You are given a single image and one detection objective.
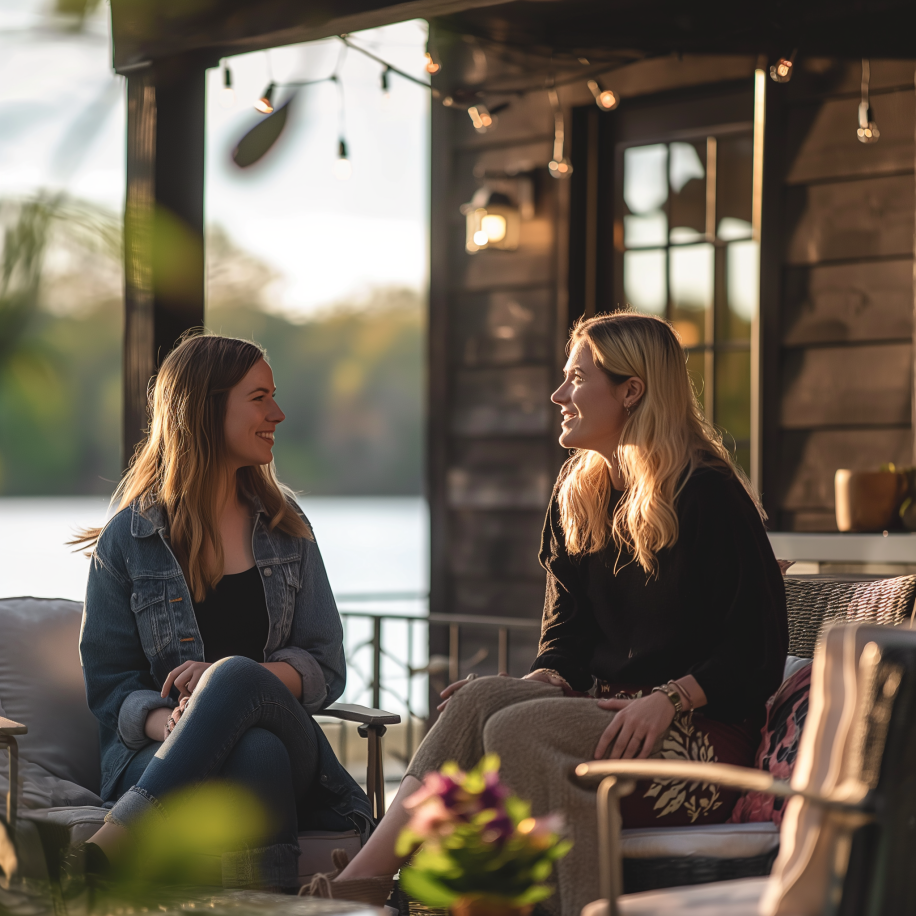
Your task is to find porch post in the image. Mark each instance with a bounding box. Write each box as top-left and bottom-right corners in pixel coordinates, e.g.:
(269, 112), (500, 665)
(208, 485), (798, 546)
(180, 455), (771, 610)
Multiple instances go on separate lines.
(122, 53), (210, 470)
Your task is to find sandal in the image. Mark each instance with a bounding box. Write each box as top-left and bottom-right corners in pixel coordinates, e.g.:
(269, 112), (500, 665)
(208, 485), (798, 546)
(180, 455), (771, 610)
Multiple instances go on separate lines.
(299, 849), (394, 907)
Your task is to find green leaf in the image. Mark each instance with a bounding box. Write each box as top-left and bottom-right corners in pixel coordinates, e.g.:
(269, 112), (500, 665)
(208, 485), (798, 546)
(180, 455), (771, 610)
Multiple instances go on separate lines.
(399, 868), (460, 907)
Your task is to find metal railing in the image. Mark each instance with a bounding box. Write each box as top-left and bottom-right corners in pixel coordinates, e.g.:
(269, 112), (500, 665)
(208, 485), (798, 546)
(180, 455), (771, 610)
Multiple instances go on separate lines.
(332, 593), (540, 765)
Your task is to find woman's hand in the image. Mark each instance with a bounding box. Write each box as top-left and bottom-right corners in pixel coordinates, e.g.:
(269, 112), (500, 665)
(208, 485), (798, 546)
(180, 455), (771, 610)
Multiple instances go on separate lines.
(437, 672), (511, 712)
(161, 661), (212, 699)
(163, 696), (190, 740)
(593, 691), (676, 759)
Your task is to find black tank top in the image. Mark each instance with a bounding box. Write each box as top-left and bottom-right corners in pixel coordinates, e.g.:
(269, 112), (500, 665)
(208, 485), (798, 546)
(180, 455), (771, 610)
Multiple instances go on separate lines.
(192, 566), (270, 663)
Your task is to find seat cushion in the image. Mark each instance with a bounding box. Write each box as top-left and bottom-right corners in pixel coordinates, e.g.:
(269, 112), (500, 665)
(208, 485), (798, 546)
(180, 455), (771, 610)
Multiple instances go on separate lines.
(620, 822), (780, 860)
(580, 876), (770, 916)
(24, 805), (109, 843)
(0, 597), (102, 803)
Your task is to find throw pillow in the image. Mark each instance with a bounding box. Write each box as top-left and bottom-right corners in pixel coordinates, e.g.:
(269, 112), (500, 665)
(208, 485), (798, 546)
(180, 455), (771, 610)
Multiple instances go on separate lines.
(728, 661), (812, 826)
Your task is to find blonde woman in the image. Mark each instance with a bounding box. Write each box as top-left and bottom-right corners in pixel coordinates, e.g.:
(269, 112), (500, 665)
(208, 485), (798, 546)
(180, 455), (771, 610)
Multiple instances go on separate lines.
(316, 312), (787, 914)
(72, 335), (374, 892)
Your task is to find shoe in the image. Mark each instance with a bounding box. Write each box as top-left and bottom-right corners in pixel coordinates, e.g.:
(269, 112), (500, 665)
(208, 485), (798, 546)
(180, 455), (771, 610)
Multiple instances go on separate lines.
(299, 849), (394, 907)
(59, 841), (111, 903)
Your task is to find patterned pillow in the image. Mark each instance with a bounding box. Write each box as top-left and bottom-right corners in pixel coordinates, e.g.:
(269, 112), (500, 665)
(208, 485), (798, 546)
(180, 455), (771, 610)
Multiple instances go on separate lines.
(728, 661), (812, 826)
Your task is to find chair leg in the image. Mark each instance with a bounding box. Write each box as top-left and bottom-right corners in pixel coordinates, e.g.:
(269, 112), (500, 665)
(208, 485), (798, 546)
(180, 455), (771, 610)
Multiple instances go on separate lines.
(358, 724), (388, 821)
(2, 737), (18, 838)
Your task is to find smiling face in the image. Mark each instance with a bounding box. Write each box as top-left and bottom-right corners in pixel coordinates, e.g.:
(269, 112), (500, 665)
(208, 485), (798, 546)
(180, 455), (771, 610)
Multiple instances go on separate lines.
(223, 359), (285, 471)
(551, 339), (648, 466)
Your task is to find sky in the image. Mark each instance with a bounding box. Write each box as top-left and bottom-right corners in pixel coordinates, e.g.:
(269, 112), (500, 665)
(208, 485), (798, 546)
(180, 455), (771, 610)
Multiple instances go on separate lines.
(0, 1), (430, 316)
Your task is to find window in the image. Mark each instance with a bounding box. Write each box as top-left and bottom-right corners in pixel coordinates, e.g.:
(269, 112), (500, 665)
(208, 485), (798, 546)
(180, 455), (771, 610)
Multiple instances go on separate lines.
(615, 128), (756, 473)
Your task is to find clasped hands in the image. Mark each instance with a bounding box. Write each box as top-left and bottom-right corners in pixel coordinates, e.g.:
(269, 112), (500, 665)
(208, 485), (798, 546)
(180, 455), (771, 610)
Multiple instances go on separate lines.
(156, 661), (212, 740)
(436, 668), (678, 760)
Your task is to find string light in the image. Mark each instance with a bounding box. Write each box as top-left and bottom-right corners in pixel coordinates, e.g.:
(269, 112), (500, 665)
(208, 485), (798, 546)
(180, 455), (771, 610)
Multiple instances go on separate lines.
(424, 35), (441, 75)
(769, 50), (796, 83)
(220, 63), (235, 108)
(587, 79), (618, 110)
(334, 138), (352, 180)
(857, 59), (880, 143)
(468, 104), (494, 131)
(547, 88), (572, 179)
(254, 82), (275, 114)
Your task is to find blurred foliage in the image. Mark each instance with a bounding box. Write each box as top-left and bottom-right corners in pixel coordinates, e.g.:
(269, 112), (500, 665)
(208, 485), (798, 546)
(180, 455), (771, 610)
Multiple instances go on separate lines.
(111, 782), (270, 899)
(0, 198), (425, 497)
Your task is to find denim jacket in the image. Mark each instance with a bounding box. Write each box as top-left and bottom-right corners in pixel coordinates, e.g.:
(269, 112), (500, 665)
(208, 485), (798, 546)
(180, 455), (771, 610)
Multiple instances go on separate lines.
(79, 497), (373, 831)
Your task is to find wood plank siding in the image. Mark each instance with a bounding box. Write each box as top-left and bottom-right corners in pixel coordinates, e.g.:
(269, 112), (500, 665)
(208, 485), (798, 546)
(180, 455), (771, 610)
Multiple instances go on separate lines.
(763, 59), (916, 531)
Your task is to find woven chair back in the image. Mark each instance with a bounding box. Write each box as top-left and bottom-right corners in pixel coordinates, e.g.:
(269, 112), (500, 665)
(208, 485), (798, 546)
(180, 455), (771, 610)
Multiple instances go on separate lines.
(784, 576), (916, 658)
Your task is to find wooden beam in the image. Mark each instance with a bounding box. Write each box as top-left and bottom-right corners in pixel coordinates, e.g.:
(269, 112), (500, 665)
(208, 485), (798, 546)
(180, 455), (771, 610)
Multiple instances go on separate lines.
(123, 69), (156, 470)
(122, 53), (211, 471)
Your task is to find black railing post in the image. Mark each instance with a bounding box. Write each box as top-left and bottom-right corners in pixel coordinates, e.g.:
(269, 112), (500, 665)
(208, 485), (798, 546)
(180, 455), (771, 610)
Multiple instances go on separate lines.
(372, 615), (383, 710)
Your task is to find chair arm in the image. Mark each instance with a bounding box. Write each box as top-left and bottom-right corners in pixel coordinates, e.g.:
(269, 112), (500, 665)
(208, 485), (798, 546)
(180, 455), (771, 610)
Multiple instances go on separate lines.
(322, 703), (401, 727)
(0, 718), (26, 737)
(575, 759), (867, 812)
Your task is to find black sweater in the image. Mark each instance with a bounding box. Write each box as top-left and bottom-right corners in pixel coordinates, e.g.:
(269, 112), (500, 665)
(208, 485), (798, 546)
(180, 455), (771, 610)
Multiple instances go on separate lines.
(530, 466), (788, 726)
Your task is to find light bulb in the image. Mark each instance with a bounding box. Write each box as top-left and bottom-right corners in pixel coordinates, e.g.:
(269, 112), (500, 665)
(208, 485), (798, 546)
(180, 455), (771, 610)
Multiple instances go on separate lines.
(857, 102), (880, 143)
(255, 82), (275, 114)
(468, 104), (494, 132)
(473, 229), (488, 247)
(769, 58), (793, 83)
(220, 65), (235, 108)
(549, 158), (573, 179)
(481, 213), (507, 243)
(587, 80), (619, 111)
(334, 138), (352, 180)
(424, 51), (440, 74)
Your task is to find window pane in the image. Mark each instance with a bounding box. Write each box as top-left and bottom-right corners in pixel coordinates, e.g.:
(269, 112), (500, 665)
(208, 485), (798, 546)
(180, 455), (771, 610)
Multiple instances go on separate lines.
(669, 140), (706, 242)
(623, 249), (666, 315)
(686, 350), (706, 411)
(670, 243), (713, 346)
(623, 144), (668, 214)
(624, 211), (667, 247)
(715, 349), (751, 442)
(716, 133), (753, 231)
(718, 239), (758, 342)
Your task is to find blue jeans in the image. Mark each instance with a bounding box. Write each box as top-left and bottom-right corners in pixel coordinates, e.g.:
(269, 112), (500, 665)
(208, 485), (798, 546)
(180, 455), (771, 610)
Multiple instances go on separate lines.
(108, 656), (321, 889)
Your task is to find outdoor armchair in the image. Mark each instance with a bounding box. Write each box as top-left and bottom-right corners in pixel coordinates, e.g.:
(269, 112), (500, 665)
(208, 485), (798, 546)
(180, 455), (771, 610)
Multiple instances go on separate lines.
(0, 596), (399, 886)
(575, 621), (916, 916)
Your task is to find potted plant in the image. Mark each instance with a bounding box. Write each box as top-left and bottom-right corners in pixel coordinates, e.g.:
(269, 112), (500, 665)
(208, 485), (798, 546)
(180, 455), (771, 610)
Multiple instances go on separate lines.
(396, 755), (571, 916)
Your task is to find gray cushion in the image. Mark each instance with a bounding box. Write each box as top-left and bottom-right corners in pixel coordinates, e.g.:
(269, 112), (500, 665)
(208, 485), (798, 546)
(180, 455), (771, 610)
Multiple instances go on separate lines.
(0, 597), (102, 804)
(620, 822), (780, 860)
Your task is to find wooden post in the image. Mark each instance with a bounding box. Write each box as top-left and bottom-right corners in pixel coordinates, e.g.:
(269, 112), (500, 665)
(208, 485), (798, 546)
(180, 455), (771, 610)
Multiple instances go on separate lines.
(122, 53), (211, 471)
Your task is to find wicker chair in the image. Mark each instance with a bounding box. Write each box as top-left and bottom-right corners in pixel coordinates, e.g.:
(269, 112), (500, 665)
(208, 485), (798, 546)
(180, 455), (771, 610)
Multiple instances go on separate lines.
(614, 574), (916, 894)
(577, 621), (916, 916)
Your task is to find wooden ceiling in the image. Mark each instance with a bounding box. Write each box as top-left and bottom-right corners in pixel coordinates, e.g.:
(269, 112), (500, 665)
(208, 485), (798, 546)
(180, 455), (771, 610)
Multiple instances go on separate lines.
(111, 0), (916, 72)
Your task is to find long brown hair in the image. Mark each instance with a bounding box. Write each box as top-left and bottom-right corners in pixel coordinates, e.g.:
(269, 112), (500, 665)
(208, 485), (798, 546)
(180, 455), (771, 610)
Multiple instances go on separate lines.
(557, 311), (762, 573)
(74, 334), (311, 599)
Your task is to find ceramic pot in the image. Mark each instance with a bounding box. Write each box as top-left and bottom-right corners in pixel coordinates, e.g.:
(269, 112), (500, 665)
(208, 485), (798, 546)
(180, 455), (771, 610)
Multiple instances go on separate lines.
(450, 897), (532, 916)
(835, 469), (906, 532)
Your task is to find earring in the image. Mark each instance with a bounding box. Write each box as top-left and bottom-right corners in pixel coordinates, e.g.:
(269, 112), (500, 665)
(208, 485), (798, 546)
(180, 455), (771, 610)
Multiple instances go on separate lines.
(625, 402), (632, 417)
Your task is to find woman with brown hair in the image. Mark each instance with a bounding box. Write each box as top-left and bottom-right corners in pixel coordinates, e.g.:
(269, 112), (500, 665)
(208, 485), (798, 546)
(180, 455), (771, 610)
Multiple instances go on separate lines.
(73, 334), (373, 891)
(315, 311), (787, 914)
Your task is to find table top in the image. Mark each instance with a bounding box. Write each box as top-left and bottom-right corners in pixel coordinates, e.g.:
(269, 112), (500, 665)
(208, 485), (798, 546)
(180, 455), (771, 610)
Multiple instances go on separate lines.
(0, 882), (384, 916)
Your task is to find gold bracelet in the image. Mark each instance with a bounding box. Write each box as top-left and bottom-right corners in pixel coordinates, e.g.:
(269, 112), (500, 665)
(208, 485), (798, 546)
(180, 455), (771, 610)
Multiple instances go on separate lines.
(651, 683), (682, 714)
(669, 679), (693, 711)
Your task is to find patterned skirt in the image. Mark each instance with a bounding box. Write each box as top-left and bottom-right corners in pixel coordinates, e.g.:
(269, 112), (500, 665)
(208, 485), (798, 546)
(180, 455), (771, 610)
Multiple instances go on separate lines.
(598, 682), (759, 828)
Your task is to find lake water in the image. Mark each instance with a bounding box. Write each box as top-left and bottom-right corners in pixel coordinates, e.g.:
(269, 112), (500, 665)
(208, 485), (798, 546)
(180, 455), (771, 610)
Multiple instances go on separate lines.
(0, 495), (429, 604)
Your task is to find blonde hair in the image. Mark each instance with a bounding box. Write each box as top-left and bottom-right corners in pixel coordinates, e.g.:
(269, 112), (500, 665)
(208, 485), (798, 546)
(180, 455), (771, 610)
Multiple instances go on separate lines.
(557, 311), (762, 573)
(73, 334), (311, 600)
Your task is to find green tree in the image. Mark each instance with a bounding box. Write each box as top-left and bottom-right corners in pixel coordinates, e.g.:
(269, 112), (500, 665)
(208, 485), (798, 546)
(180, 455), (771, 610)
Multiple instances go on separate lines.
(0, 198), (425, 496)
